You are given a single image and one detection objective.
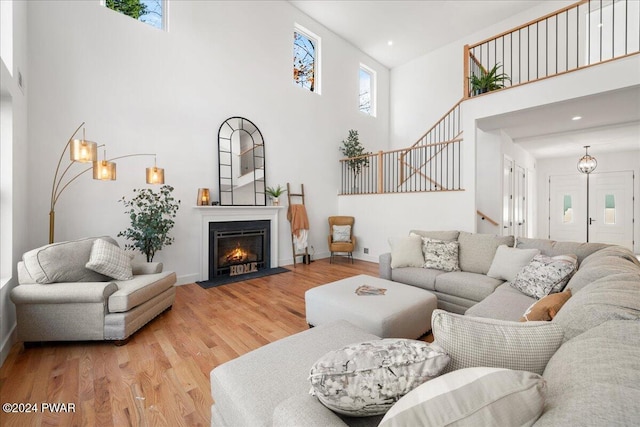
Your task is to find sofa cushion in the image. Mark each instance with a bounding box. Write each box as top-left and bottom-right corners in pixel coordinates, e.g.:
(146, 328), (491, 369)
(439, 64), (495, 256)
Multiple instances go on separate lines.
(86, 238), (133, 281)
(379, 368), (546, 427)
(465, 283), (536, 321)
(566, 254), (640, 294)
(520, 289), (572, 322)
(22, 236), (117, 284)
(420, 238), (459, 272)
(486, 245), (539, 281)
(510, 254), (577, 299)
(536, 320), (640, 426)
(552, 272), (640, 342)
(389, 236), (424, 268)
(432, 309), (564, 375)
(457, 232), (514, 274)
(108, 271), (176, 312)
(210, 320), (380, 427)
(409, 230), (459, 242)
(515, 237), (609, 266)
(309, 339), (450, 416)
(435, 271), (503, 303)
(391, 267), (444, 292)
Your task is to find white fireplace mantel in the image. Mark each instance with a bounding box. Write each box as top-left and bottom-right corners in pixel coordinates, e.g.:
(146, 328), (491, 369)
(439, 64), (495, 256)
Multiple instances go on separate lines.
(195, 206), (285, 281)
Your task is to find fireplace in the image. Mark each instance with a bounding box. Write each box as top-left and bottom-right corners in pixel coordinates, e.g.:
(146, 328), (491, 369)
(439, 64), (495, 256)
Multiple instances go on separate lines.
(209, 220), (270, 280)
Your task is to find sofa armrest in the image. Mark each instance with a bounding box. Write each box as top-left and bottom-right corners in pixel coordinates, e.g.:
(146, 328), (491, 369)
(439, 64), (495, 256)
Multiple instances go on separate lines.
(273, 395), (351, 427)
(131, 261), (163, 275)
(10, 281), (118, 305)
(379, 252), (392, 280)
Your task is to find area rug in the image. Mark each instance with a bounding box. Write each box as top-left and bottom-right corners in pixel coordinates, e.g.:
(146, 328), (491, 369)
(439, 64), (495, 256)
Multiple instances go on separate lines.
(196, 267), (291, 289)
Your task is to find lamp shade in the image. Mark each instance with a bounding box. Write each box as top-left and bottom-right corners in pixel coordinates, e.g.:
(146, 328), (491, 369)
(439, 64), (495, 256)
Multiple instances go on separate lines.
(197, 188), (210, 206)
(146, 166), (165, 184)
(577, 146), (597, 174)
(70, 139), (97, 163)
(93, 160), (117, 180)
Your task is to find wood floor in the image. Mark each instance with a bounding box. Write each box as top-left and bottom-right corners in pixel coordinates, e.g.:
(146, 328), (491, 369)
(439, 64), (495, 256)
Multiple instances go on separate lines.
(0, 258), (380, 427)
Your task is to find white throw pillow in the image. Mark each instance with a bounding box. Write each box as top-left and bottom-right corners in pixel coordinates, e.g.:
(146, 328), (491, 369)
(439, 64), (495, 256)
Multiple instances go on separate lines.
(309, 339), (450, 417)
(332, 225), (351, 242)
(420, 237), (459, 272)
(379, 367), (546, 427)
(389, 235), (424, 269)
(86, 238), (133, 281)
(510, 254), (578, 299)
(487, 245), (540, 281)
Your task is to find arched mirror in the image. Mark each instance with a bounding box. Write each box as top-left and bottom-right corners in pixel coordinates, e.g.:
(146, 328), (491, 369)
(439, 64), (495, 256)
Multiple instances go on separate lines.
(218, 117), (266, 206)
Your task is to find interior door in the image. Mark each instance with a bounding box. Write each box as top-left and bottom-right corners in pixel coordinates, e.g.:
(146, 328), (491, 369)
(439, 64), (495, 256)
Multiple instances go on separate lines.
(549, 174), (586, 242)
(588, 171), (634, 249)
(502, 156), (514, 236)
(514, 165), (527, 239)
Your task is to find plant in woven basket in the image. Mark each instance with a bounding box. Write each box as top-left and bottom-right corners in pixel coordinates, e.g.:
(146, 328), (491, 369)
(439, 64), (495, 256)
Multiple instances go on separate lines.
(118, 185), (181, 262)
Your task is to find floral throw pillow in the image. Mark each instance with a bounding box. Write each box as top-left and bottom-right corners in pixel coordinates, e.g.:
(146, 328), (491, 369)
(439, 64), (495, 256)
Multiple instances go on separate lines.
(510, 254), (578, 299)
(332, 225), (352, 242)
(309, 339), (450, 417)
(421, 237), (460, 272)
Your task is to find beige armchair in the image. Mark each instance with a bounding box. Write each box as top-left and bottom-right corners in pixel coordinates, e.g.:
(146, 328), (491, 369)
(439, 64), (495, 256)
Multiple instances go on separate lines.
(328, 216), (356, 263)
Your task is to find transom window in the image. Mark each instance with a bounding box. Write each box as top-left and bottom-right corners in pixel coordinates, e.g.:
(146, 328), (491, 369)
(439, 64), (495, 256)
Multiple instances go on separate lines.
(359, 64), (376, 116)
(293, 24), (321, 93)
(105, 0), (166, 30)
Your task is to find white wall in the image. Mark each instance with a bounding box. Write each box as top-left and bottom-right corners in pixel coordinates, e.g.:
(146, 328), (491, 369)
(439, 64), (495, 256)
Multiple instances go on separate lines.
(0, 0), (29, 366)
(25, 0), (390, 283)
(536, 148), (640, 253)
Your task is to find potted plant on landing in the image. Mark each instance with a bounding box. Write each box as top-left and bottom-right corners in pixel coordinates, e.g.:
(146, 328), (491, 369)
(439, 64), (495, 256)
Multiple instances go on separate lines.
(265, 184), (287, 206)
(118, 185), (181, 262)
(340, 129), (371, 192)
(469, 63), (511, 95)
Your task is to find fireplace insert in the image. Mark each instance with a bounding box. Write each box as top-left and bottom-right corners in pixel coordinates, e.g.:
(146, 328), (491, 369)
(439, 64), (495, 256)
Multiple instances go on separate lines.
(209, 220), (270, 280)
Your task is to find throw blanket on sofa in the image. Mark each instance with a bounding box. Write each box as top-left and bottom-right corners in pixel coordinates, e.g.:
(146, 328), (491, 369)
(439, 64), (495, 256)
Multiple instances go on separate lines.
(287, 204), (309, 251)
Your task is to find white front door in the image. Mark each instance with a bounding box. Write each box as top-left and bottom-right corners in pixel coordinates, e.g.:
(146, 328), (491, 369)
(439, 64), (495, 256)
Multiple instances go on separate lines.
(514, 165), (527, 239)
(588, 171), (634, 249)
(549, 171), (634, 249)
(502, 156), (514, 236)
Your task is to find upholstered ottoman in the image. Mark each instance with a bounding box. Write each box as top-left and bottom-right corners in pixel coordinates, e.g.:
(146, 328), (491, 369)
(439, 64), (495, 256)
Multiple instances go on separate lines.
(305, 274), (437, 338)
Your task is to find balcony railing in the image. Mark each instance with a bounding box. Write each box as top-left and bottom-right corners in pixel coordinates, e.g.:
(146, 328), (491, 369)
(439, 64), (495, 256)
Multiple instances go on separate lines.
(339, 138), (464, 195)
(464, 0), (640, 97)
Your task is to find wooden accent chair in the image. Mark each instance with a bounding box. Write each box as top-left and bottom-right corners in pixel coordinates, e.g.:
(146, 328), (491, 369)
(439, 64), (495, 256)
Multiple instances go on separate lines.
(328, 216), (356, 263)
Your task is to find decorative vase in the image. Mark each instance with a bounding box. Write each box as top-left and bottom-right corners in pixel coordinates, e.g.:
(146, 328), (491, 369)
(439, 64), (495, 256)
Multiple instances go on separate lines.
(272, 197), (280, 206)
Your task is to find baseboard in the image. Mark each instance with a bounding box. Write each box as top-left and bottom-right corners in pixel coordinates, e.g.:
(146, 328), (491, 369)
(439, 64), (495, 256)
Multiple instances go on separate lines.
(0, 323), (17, 368)
(176, 273), (199, 286)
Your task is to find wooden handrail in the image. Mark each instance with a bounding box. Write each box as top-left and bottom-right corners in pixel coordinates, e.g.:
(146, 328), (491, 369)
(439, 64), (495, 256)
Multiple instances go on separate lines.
(339, 138), (464, 163)
(411, 101), (464, 147)
(469, 0), (588, 49)
(476, 210), (499, 226)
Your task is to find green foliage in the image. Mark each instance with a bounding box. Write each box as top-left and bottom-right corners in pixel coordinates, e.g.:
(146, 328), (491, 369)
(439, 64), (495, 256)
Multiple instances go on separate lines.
(469, 63), (511, 95)
(118, 185), (180, 262)
(265, 185), (287, 198)
(340, 129), (371, 176)
(106, 0), (148, 20)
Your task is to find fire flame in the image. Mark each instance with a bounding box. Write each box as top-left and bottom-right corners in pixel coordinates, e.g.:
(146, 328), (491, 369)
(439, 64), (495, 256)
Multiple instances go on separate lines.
(226, 244), (247, 262)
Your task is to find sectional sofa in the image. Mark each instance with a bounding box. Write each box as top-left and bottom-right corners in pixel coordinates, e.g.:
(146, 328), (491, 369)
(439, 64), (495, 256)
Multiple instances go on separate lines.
(209, 233), (640, 426)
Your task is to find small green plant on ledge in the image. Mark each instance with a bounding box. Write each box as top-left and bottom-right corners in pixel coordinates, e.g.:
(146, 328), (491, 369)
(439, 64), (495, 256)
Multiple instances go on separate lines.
(266, 184), (287, 205)
(469, 63), (511, 95)
(118, 185), (181, 262)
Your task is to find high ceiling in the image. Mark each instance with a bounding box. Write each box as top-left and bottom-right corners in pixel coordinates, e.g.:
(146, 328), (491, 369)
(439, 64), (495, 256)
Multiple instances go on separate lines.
(289, 0), (559, 68)
(289, 1), (639, 159)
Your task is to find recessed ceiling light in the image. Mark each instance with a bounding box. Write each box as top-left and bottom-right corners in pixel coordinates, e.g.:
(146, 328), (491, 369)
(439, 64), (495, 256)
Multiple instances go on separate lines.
(572, 116), (582, 121)
(387, 40), (393, 46)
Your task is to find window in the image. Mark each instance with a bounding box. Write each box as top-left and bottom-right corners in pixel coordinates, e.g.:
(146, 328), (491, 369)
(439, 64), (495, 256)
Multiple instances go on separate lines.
(562, 195), (573, 223)
(604, 194), (616, 224)
(105, 0), (166, 30)
(293, 24), (320, 93)
(359, 64), (376, 116)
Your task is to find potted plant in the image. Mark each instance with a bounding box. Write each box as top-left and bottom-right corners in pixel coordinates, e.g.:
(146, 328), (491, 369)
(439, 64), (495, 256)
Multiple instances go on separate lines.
(118, 185), (181, 262)
(469, 63), (511, 95)
(340, 130), (371, 191)
(266, 184), (286, 206)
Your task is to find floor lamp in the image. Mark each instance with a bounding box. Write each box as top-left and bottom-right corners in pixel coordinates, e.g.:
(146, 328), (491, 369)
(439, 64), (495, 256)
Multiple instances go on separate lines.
(577, 145), (597, 242)
(49, 122), (166, 243)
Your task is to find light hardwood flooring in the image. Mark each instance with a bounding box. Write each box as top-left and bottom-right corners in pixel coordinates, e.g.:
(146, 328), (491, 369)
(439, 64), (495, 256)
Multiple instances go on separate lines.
(0, 258), (382, 427)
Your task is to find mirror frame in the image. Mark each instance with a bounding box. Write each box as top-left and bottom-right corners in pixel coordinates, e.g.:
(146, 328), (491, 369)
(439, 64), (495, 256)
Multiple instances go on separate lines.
(217, 117), (266, 206)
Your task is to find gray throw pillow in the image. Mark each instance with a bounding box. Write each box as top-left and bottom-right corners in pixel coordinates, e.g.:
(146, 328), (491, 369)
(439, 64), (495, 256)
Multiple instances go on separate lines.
(86, 238), (133, 280)
(389, 235), (424, 268)
(510, 254), (577, 299)
(457, 232), (514, 274)
(309, 339), (450, 417)
(487, 245), (540, 282)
